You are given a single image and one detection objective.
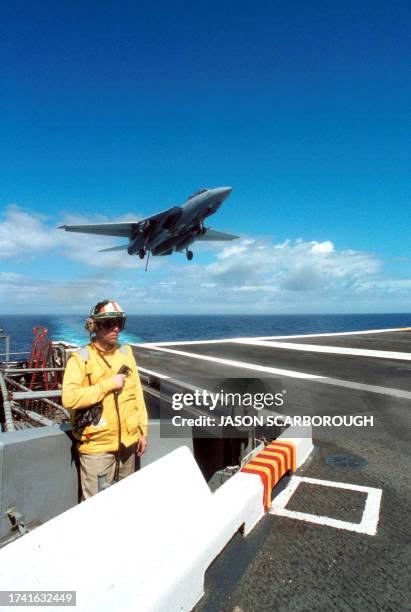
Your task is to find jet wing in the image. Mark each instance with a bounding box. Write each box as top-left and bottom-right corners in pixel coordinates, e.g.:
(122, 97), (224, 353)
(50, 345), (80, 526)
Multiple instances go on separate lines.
(58, 222), (136, 238)
(196, 228), (239, 241)
(58, 206), (182, 238)
(98, 243), (130, 252)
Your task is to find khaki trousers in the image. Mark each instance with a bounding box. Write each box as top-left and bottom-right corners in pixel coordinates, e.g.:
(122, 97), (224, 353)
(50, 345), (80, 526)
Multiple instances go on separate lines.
(79, 444), (136, 500)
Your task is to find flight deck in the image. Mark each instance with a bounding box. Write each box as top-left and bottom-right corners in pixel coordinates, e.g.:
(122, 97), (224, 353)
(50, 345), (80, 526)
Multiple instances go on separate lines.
(132, 328), (411, 612)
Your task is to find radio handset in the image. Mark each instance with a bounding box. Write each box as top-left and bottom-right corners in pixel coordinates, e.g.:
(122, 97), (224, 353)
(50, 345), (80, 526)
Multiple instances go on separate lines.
(116, 364), (132, 393)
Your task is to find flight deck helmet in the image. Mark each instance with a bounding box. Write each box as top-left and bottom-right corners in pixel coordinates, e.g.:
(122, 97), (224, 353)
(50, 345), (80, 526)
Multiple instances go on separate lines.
(85, 300), (126, 333)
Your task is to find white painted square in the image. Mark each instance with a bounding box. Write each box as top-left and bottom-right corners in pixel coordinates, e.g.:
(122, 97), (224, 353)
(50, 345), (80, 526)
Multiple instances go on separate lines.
(270, 476), (382, 536)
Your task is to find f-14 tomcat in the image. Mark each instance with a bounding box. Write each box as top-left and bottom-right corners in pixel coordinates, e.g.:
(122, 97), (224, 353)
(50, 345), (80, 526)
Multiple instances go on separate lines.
(58, 187), (237, 261)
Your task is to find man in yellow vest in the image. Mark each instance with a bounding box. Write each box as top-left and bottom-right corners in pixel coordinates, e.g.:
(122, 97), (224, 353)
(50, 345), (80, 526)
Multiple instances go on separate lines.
(62, 300), (148, 499)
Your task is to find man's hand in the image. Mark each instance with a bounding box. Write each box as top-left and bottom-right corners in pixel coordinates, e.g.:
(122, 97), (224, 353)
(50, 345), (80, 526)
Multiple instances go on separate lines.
(136, 435), (148, 457)
(112, 374), (126, 390)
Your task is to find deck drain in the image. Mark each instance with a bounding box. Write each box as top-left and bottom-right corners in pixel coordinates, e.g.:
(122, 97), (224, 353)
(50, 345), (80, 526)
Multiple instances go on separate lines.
(325, 453), (368, 470)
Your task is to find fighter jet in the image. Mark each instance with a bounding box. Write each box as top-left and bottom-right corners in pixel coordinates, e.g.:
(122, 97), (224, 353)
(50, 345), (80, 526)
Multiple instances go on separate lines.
(58, 187), (237, 262)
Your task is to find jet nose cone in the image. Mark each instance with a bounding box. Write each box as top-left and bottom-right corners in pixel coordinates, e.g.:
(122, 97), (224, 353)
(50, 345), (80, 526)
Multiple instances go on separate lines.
(220, 186), (233, 200)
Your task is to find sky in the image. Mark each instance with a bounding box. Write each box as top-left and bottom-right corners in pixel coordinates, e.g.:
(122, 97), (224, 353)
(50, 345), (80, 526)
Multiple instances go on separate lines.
(1, 0), (410, 314)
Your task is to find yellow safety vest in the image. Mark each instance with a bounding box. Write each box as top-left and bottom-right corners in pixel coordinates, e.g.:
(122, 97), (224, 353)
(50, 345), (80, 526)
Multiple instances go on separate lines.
(62, 343), (148, 455)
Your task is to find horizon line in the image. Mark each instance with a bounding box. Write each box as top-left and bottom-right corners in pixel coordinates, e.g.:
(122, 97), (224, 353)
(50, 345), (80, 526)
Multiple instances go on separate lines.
(1, 312), (410, 317)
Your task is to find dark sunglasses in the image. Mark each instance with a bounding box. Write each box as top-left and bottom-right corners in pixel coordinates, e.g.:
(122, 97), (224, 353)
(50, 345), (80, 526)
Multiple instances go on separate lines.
(99, 317), (126, 331)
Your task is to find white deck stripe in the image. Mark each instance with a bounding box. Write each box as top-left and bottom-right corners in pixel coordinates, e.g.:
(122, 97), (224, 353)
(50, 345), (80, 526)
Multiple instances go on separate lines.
(233, 339), (411, 361)
(138, 366), (170, 379)
(134, 338), (240, 347)
(248, 326), (411, 341)
(131, 327), (410, 347)
(143, 345), (411, 400)
(270, 476), (382, 536)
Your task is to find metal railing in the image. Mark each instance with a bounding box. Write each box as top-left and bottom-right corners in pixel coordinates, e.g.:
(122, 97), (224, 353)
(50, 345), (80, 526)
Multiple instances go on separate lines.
(0, 371), (15, 432)
(1, 361), (69, 430)
(0, 330), (11, 363)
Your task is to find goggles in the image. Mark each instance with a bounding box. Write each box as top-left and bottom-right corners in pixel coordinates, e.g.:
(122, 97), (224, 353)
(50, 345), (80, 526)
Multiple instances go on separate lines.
(98, 317), (126, 331)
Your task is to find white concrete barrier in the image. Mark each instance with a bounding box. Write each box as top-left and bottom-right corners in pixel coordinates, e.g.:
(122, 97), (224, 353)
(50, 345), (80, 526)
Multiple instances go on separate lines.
(0, 431), (313, 612)
(279, 424), (314, 468)
(0, 447), (262, 612)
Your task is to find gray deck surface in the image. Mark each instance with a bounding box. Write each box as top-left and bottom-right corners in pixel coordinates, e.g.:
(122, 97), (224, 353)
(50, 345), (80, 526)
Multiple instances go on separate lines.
(277, 329), (411, 352)
(132, 329), (411, 612)
(140, 342), (411, 390)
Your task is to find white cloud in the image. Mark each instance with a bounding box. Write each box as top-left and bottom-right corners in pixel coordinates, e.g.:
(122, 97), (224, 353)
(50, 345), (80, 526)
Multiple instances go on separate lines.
(0, 271), (159, 313)
(0, 205), (161, 270)
(0, 206), (58, 259)
(201, 238), (380, 296)
(218, 241), (255, 259)
(1, 205), (410, 313)
(0, 236), (409, 313)
(0, 272), (24, 281)
(122, 237), (408, 313)
(310, 240), (334, 253)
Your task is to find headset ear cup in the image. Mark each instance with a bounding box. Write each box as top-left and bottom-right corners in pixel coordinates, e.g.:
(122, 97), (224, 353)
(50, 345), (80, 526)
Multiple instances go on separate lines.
(85, 318), (96, 333)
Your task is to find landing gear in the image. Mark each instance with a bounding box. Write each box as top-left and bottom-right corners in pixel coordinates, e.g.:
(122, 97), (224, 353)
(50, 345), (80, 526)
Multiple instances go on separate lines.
(138, 248), (146, 260)
(186, 250), (193, 261)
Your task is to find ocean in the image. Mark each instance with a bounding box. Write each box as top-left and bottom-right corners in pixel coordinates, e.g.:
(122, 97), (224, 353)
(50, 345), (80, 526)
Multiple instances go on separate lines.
(1, 313), (410, 358)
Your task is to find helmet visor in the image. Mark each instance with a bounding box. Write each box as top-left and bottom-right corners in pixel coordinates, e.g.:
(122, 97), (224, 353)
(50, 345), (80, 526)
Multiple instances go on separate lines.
(98, 317), (126, 331)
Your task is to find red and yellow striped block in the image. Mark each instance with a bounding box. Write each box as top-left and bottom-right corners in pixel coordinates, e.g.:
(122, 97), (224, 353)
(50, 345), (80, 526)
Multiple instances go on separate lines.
(241, 440), (296, 510)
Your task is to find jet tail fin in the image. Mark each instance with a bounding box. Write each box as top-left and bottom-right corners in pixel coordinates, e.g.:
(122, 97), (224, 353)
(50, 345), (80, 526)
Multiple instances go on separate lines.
(98, 244), (129, 252)
(197, 228), (239, 241)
